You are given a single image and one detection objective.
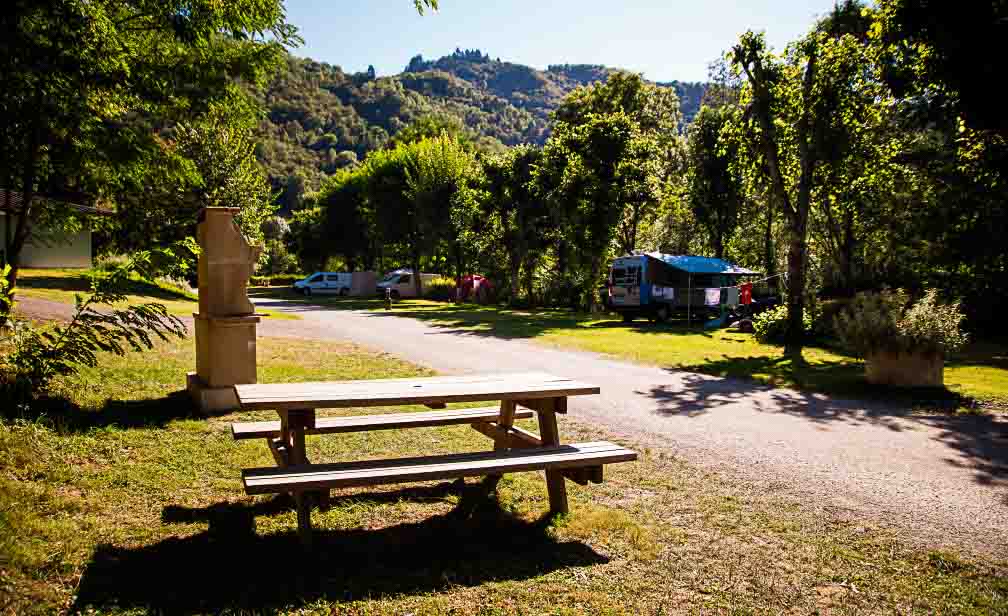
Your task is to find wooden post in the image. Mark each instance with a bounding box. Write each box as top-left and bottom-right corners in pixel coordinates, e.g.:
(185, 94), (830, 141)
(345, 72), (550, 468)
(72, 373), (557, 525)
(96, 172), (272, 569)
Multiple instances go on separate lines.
(484, 399), (517, 492)
(284, 408), (315, 547)
(537, 397), (569, 515)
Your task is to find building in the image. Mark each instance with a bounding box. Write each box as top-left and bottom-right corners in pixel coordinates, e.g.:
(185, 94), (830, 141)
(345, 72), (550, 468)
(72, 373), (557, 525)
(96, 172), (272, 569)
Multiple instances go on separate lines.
(0, 190), (112, 269)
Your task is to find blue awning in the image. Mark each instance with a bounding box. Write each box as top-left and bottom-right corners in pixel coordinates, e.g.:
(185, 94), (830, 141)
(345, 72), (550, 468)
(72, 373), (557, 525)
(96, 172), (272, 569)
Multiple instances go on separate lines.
(647, 253), (760, 275)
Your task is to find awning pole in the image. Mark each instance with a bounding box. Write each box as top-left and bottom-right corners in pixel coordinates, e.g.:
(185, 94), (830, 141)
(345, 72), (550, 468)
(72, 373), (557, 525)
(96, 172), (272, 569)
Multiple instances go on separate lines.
(688, 273), (692, 325)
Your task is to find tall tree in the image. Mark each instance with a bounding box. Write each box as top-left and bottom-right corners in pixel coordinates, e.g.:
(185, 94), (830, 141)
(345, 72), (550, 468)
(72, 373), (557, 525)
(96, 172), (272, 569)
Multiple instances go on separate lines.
(685, 105), (742, 259)
(0, 0), (298, 290)
(481, 145), (551, 304)
(731, 31), (820, 355)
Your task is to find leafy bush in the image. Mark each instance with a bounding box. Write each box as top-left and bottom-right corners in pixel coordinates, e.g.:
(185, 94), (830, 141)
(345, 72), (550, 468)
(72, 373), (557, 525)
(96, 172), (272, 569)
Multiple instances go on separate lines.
(835, 288), (967, 358)
(423, 276), (457, 301)
(257, 239), (300, 275)
(752, 304), (812, 344)
(1, 247), (190, 408)
(0, 265), (13, 328)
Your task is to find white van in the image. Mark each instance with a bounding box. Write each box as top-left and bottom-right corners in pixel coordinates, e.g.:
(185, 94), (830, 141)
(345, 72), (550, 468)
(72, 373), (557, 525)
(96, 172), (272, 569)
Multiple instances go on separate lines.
(376, 269), (438, 299)
(293, 272), (352, 297)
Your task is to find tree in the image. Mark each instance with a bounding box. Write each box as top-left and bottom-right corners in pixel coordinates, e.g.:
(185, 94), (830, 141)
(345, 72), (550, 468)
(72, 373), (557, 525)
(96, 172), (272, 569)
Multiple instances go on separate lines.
(481, 145), (551, 304)
(0, 0), (298, 291)
(537, 112), (640, 311)
(553, 72), (683, 255)
(403, 134), (479, 295)
(685, 105), (742, 259)
(731, 31), (822, 355)
(172, 113), (276, 245)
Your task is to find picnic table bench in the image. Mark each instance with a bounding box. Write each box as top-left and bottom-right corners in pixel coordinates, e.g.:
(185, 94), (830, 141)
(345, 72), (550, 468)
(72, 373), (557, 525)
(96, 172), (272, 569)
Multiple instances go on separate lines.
(232, 372), (636, 546)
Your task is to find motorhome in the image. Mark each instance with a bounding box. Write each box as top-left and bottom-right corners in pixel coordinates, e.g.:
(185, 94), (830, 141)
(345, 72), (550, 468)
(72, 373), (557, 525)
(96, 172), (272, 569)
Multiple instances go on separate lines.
(607, 253), (758, 323)
(376, 269), (438, 298)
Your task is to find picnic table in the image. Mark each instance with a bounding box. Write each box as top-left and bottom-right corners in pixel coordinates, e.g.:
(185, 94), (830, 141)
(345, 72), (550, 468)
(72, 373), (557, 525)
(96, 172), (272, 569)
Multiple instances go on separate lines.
(231, 372), (637, 546)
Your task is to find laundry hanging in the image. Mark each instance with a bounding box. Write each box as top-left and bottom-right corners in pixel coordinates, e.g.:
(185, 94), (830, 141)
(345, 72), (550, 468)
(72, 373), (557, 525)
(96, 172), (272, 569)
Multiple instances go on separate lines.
(705, 288), (721, 307)
(725, 286), (740, 306)
(740, 283), (753, 305)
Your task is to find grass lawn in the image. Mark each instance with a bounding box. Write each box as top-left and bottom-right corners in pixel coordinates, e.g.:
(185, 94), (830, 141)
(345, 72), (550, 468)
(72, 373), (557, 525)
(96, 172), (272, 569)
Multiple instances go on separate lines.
(1, 334), (1006, 614)
(251, 288), (1008, 411)
(15, 268), (299, 320)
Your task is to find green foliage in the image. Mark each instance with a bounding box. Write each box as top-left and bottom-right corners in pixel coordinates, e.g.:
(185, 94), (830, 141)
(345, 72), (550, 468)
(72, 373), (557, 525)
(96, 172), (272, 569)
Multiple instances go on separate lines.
(835, 289), (968, 358)
(423, 276), (457, 301)
(0, 265), (13, 327)
(0, 0), (297, 288)
(753, 304), (812, 344)
(1, 246), (190, 406)
(173, 113), (277, 244)
(686, 105), (743, 258)
(257, 239), (300, 276)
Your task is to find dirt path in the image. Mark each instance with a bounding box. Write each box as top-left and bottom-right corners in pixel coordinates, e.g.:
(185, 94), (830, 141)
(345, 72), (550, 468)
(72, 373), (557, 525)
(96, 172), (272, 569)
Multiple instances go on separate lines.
(18, 295), (1008, 558)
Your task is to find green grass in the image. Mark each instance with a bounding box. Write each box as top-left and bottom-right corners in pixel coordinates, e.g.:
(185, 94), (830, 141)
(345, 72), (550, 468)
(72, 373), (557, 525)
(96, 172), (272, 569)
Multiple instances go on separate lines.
(251, 288), (1008, 411)
(1, 334), (1006, 614)
(2, 333), (1007, 614)
(16, 268), (299, 320)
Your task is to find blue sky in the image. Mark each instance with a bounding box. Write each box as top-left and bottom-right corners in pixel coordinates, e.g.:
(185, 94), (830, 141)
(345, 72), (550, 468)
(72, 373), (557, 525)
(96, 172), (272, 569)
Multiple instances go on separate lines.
(284, 0), (839, 83)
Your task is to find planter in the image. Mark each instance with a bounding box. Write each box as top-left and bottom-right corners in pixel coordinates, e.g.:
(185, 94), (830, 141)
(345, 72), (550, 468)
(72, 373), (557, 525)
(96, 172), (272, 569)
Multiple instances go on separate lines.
(864, 350), (944, 387)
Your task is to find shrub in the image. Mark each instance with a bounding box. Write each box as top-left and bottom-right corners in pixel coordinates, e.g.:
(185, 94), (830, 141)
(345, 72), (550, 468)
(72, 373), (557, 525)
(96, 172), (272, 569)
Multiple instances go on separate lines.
(257, 239), (300, 276)
(1, 248), (189, 409)
(0, 265), (13, 327)
(835, 288), (967, 358)
(423, 276), (457, 301)
(752, 304), (813, 344)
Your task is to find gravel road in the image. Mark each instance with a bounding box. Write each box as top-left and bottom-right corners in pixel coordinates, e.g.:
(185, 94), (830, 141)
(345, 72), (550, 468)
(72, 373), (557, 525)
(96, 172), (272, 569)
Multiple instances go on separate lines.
(18, 295), (1008, 557)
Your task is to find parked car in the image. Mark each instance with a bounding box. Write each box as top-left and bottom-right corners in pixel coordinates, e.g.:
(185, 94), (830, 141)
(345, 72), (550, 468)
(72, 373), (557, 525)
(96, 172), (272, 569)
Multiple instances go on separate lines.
(293, 272), (351, 297)
(376, 269), (437, 299)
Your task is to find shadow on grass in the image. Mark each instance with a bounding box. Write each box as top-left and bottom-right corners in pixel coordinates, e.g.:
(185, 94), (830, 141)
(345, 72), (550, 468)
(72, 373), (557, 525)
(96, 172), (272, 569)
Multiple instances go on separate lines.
(8, 390), (205, 433)
(18, 273), (195, 302)
(74, 482), (607, 613)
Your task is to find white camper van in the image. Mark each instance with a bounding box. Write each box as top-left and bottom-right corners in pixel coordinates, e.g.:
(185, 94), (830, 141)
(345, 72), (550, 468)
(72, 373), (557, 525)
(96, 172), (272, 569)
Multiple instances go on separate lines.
(292, 272), (351, 296)
(376, 269), (438, 299)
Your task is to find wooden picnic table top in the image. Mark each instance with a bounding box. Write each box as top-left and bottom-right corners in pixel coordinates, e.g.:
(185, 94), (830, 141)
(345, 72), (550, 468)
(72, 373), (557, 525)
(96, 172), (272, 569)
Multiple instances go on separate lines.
(234, 371), (599, 411)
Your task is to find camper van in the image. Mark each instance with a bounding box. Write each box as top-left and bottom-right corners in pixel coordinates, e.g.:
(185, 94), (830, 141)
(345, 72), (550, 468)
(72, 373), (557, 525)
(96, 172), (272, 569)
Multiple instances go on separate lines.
(607, 253), (758, 323)
(376, 269), (438, 299)
(293, 272), (352, 296)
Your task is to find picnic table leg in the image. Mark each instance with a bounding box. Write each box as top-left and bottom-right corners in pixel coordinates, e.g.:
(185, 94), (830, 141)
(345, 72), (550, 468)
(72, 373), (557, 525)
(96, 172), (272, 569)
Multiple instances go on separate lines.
(285, 408), (316, 547)
(484, 399), (517, 492)
(538, 397), (569, 515)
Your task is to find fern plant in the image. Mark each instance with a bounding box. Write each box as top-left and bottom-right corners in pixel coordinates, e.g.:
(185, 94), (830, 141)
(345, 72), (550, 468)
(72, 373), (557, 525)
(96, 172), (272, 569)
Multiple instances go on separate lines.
(2, 244), (192, 400)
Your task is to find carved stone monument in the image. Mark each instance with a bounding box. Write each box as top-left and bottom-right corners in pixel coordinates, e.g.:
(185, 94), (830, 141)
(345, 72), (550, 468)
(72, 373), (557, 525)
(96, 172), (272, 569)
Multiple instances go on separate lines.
(186, 207), (261, 412)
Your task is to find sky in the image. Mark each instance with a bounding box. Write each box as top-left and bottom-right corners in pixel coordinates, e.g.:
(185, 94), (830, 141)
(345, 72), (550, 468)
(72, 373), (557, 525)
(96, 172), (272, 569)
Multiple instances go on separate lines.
(284, 0), (839, 83)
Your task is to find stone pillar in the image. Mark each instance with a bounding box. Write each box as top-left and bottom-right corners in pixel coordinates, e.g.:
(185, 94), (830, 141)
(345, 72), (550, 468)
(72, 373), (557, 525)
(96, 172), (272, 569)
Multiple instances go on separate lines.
(186, 207), (262, 412)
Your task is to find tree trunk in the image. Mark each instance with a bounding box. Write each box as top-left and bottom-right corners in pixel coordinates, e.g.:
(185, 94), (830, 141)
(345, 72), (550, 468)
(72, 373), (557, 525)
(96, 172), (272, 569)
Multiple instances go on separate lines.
(509, 253), (521, 306)
(784, 217), (807, 356)
(841, 208), (855, 296)
(523, 256), (536, 308)
(412, 253), (422, 297)
(764, 191), (775, 296)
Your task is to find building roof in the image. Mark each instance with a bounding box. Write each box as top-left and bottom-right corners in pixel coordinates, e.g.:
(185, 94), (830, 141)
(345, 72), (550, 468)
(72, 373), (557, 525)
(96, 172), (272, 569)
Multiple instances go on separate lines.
(647, 252), (760, 275)
(0, 189), (114, 216)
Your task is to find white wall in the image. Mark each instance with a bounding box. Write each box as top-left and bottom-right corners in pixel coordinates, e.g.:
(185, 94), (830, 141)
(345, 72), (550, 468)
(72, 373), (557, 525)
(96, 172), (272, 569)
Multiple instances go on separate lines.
(0, 214), (92, 269)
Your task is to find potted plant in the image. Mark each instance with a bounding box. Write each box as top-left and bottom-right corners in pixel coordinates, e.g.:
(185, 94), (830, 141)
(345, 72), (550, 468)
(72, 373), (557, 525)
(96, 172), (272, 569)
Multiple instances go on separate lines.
(834, 289), (967, 387)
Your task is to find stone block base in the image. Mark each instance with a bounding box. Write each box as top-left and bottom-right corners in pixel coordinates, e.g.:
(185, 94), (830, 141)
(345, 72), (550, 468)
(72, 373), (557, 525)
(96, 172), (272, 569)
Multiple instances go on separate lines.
(865, 351), (944, 387)
(187, 372), (240, 413)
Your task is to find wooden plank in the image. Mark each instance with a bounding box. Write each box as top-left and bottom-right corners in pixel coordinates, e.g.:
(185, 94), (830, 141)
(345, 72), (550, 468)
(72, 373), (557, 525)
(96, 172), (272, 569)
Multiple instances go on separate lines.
(234, 372), (599, 411)
(471, 422), (542, 448)
(471, 422), (593, 485)
(518, 397), (567, 415)
(537, 400), (568, 514)
(267, 437), (289, 467)
(232, 407), (535, 440)
(242, 442), (637, 494)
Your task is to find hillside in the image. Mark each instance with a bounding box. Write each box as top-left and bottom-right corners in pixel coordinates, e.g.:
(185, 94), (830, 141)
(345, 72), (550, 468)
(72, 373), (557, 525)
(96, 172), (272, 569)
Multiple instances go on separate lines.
(253, 49), (705, 207)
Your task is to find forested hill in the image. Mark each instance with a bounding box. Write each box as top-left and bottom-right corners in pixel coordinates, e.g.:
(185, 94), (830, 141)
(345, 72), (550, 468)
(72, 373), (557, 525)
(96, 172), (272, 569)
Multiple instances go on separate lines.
(252, 48), (705, 205)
